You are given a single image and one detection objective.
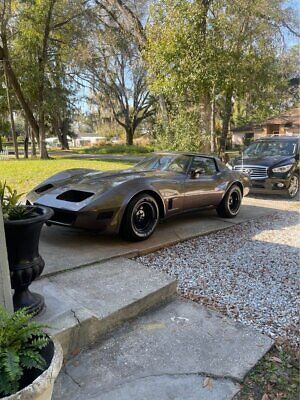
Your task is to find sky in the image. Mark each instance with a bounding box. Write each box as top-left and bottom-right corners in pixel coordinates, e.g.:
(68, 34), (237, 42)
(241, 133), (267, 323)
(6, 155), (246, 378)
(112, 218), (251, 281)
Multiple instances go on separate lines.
(285, 0), (300, 47)
(78, 0), (300, 114)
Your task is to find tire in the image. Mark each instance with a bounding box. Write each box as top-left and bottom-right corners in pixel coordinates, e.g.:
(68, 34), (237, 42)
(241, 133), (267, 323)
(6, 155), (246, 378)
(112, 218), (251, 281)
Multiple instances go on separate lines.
(120, 193), (159, 241)
(287, 173), (299, 199)
(216, 185), (242, 218)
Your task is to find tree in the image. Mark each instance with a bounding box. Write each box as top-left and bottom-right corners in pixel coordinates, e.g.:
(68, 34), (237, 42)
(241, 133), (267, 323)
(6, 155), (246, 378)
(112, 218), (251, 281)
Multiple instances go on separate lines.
(0, 0), (41, 154)
(84, 4), (155, 145)
(145, 0), (299, 154)
(1, 0), (87, 158)
(207, 0), (299, 153)
(145, 0), (216, 151)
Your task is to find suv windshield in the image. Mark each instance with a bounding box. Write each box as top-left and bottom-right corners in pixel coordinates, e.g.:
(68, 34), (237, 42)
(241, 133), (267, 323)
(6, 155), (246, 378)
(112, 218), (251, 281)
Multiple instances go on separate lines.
(244, 140), (298, 158)
(134, 155), (191, 174)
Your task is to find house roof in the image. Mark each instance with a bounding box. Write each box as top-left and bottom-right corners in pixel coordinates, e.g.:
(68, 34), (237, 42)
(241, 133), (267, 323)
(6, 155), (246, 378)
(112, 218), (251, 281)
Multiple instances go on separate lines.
(232, 124), (258, 133)
(232, 107), (300, 133)
(262, 107), (300, 127)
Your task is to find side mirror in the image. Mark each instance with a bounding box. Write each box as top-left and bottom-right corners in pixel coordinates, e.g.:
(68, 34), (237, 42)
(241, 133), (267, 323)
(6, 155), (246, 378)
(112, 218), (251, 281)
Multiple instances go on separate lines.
(190, 168), (205, 178)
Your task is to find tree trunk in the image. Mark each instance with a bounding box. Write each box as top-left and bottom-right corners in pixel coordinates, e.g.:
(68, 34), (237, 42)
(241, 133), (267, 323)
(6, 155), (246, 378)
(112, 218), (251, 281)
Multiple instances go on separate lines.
(158, 95), (169, 128)
(199, 94), (211, 140)
(56, 130), (69, 150)
(0, 43), (40, 142)
(219, 90), (233, 157)
(0, 136), (3, 152)
(24, 119), (29, 158)
(37, 0), (56, 159)
(24, 135), (29, 159)
(125, 126), (134, 145)
(3, 62), (19, 159)
(30, 128), (37, 158)
(38, 109), (48, 159)
(61, 131), (69, 150)
(210, 86), (216, 154)
(197, 0), (211, 148)
(53, 116), (70, 150)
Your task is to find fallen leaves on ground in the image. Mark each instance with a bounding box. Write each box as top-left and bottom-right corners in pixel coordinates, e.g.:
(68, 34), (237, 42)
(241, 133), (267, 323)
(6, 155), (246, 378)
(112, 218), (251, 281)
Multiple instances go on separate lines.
(203, 377), (213, 390)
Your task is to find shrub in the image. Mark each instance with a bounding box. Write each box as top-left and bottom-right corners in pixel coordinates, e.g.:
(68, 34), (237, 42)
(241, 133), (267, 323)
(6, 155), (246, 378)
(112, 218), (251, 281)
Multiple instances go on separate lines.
(154, 108), (210, 152)
(0, 181), (35, 221)
(79, 144), (155, 155)
(0, 306), (49, 396)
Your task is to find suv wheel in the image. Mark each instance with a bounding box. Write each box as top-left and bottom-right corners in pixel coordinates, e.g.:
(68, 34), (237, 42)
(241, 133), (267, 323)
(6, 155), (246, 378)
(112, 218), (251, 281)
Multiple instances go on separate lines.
(287, 173), (299, 199)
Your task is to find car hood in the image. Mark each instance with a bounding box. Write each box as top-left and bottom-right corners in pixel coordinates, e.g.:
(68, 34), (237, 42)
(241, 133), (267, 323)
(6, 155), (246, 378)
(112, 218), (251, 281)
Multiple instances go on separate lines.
(67, 168), (176, 186)
(232, 155), (295, 168)
(30, 168), (181, 212)
(38, 168), (181, 195)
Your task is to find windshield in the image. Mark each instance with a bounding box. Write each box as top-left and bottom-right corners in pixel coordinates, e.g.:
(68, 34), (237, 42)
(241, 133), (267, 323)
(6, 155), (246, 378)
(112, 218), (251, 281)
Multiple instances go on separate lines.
(244, 140), (298, 158)
(134, 155), (191, 174)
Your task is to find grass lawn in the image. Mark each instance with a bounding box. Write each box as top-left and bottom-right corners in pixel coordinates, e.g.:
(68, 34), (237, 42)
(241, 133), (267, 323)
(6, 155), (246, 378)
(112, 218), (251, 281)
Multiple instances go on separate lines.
(236, 343), (299, 400)
(0, 158), (132, 194)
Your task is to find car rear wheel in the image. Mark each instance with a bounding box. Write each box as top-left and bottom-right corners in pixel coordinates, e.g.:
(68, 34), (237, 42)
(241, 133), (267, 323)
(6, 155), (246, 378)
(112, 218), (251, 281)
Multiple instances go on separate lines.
(120, 193), (159, 241)
(287, 173), (299, 199)
(216, 185), (242, 218)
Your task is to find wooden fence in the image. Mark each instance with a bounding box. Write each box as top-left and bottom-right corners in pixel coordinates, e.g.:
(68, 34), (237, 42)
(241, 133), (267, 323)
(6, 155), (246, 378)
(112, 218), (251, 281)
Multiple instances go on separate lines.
(0, 148), (9, 160)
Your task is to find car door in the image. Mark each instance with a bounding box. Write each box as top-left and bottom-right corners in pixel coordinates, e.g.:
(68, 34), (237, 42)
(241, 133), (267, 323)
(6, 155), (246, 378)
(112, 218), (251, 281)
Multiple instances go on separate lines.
(183, 156), (223, 210)
(155, 155), (192, 216)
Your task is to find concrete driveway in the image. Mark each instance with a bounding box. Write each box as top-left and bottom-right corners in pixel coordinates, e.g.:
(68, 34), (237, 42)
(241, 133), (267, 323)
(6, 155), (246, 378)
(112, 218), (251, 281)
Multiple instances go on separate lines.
(35, 195), (295, 399)
(40, 196), (297, 278)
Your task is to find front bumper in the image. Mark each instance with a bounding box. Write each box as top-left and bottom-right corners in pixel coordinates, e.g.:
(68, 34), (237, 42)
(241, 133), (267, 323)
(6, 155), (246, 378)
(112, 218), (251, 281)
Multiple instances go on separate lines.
(27, 199), (117, 232)
(249, 177), (291, 195)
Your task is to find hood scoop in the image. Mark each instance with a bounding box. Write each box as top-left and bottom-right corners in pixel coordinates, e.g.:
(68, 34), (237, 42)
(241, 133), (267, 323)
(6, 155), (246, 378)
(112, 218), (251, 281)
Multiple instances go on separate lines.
(56, 190), (94, 202)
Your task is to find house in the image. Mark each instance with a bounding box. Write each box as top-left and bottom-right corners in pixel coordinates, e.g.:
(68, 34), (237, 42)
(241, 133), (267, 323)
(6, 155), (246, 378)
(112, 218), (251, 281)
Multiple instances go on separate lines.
(72, 135), (108, 147)
(232, 107), (300, 147)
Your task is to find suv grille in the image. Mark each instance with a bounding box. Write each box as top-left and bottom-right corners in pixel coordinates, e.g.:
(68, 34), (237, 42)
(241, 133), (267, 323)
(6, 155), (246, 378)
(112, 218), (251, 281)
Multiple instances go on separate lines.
(234, 165), (268, 180)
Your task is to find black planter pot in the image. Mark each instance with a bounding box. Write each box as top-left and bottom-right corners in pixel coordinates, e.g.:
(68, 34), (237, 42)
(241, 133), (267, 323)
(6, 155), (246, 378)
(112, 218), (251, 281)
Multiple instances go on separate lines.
(4, 206), (54, 315)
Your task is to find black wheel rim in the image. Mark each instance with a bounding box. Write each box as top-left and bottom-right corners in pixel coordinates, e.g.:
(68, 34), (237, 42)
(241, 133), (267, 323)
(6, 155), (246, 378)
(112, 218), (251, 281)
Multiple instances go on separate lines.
(228, 190), (241, 214)
(131, 200), (158, 236)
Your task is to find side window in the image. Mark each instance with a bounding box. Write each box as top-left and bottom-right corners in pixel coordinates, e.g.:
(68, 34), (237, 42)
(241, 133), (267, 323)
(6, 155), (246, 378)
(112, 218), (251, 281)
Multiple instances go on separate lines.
(191, 157), (217, 176)
(167, 156), (191, 174)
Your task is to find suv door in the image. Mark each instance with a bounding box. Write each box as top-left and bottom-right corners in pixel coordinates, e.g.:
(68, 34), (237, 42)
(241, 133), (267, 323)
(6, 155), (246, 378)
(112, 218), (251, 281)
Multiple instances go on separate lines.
(184, 156), (223, 210)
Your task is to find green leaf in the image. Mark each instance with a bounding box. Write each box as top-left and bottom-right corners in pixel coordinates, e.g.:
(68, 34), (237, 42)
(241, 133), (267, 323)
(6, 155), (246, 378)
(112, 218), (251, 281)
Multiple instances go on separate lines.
(2, 350), (21, 381)
(0, 305), (48, 396)
(20, 350), (46, 370)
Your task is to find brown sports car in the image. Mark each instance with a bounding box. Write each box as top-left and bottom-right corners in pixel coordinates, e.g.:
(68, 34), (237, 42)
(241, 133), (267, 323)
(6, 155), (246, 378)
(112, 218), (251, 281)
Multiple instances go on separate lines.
(26, 153), (250, 241)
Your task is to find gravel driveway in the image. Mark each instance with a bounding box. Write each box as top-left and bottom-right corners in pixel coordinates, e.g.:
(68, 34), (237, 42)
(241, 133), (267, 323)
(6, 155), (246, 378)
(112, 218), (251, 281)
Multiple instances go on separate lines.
(138, 198), (300, 346)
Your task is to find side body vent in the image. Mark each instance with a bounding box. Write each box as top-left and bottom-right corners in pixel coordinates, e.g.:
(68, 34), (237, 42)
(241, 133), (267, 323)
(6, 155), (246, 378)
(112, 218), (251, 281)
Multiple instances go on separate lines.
(168, 198), (173, 210)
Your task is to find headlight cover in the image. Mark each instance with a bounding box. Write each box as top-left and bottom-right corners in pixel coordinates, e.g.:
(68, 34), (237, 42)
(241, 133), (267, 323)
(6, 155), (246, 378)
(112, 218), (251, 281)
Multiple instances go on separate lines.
(272, 164), (293, 173)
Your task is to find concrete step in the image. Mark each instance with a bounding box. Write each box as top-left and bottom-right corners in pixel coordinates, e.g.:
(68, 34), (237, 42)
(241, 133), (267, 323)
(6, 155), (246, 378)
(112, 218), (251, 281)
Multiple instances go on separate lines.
(53, 299), (273, 400)
(33, 257), (176, 355)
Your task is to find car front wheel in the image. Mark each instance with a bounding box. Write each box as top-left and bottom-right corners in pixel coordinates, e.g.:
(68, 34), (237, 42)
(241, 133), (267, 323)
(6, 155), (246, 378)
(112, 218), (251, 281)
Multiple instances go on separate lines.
(287, 173), (299, 199)
(120, 193), (159, 241)
(216, 185), (242, 218)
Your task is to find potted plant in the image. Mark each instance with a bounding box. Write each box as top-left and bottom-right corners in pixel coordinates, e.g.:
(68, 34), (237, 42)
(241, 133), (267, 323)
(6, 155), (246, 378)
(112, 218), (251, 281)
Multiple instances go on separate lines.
(0, 306), (63, 400)
(1, 182), (53, 314)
